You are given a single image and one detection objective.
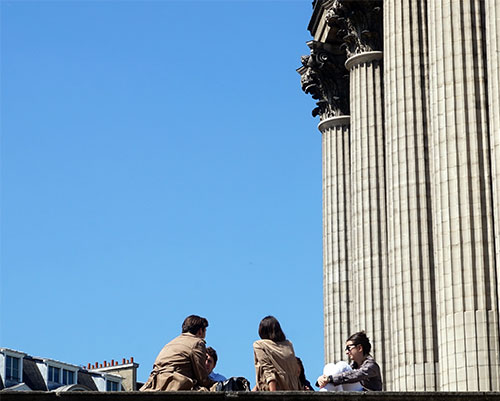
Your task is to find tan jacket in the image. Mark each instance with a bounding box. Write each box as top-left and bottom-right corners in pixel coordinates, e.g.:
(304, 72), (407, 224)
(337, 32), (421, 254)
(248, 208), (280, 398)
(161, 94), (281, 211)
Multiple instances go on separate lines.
(253, 339), (302, 391)
(140, 333), (215, 391)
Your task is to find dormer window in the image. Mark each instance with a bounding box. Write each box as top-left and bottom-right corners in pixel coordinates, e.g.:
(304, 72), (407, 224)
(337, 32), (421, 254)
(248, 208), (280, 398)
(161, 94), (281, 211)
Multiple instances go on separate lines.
(62, 369), (75, 385)
(6, 355), (20, 381)
(106, 379), (120, 391)
(48, 366), (61, 383)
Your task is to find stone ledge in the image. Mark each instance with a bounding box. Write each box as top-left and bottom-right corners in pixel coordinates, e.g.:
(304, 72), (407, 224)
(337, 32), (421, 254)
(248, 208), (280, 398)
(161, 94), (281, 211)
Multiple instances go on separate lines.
(2, 392), (500, 401)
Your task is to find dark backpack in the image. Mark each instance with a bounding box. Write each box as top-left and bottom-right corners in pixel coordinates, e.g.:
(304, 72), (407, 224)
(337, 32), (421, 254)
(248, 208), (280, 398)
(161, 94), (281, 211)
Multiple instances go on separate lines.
(215, 377), (251, 392)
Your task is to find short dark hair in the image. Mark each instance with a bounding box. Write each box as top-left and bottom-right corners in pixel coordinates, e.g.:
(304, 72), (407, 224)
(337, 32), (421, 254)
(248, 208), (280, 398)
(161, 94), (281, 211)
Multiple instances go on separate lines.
(206, 347), (218, 365)
(258, 316), (286, 342)
(347, 331), (371, 355)
(182, 315), (208, 335)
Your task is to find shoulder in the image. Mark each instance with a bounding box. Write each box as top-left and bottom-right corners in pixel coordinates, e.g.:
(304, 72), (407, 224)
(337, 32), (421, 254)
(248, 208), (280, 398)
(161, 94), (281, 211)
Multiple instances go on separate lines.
(276, 340), (294, 351)
(179, 333), (206, 348)
(253, 339), (272, 350)
(362, 356), (380, 370)
(209, 372), (227, 381)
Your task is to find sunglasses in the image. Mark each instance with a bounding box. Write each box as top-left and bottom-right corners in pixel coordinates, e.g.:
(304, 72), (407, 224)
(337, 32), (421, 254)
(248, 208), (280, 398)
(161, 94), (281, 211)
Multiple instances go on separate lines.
(345, 344), (357, 352)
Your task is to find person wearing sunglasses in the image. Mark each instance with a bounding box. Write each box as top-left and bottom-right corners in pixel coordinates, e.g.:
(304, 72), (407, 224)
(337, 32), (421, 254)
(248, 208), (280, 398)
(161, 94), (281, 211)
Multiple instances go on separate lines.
(316, 331), (382, 391)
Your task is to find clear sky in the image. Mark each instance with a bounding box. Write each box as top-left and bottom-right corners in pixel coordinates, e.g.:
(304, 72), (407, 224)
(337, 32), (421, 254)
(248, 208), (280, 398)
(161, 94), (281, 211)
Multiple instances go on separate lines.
(1, 0), (324, 388)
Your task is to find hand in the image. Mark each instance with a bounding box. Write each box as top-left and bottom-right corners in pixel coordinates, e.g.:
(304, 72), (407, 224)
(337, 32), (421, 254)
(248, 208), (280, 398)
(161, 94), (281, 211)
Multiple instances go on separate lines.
(317, 374), (329, 388)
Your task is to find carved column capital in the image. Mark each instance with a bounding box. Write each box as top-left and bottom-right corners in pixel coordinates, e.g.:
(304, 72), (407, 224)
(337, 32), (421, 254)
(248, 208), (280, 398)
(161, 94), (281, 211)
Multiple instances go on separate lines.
(335, 0), (383, 58)
(298, 40), (349, 119)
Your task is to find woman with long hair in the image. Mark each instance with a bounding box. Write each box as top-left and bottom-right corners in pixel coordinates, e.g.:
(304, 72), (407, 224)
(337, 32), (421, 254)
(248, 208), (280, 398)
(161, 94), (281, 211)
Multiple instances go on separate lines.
(253, 316), (302, 391)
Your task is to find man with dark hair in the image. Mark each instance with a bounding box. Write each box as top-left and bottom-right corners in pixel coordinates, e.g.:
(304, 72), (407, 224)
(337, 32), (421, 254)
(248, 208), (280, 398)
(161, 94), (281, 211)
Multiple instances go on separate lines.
(140, 315), (215, 391)
(205, 347), (226, 382)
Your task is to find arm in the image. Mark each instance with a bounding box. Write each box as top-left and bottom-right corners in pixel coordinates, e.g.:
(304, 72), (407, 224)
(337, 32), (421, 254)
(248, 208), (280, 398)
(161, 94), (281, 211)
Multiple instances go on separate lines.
(253, 342), (278, 389)
(330, 360), (379, 386)
(191, 340), (216, 388)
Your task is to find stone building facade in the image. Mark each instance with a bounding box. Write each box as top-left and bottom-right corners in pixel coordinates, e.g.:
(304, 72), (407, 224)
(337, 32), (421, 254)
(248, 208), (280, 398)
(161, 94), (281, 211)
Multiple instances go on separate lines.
(298, 0), (500, 391)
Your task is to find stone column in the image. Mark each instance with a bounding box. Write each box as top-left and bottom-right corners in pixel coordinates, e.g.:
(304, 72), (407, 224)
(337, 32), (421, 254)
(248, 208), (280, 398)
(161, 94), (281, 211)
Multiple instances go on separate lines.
(339, 0), (390, 386)
(298, 38), (351, 365)
(320, 115), (351, 363)
(486, 0), (500, 348)
(428, 0), (500, 391)
(383, 0), (438, 391)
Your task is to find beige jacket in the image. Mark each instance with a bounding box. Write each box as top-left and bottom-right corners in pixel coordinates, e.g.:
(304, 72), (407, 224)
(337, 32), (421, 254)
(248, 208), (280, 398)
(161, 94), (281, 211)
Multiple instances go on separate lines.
(253, 339), (302, 391)
(140, 333), (215, 391)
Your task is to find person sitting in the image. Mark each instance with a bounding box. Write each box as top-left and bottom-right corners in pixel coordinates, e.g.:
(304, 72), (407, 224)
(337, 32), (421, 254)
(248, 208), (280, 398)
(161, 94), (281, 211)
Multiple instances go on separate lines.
(319, 361), (363, 391)
(205, 347), (226, 382)
(296, 357), (314, 391)
(316, 331), (382, 391)
(140, 315), (216, 391)
(253, 316), (302, 391)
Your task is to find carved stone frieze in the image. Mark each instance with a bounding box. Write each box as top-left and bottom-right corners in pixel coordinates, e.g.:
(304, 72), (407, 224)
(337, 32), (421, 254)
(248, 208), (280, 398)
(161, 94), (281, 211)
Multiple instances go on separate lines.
(298, 40), (349, 119)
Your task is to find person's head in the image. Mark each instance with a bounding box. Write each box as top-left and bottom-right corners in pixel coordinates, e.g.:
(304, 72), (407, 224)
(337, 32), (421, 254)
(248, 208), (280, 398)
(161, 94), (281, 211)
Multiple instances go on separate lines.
(205, 347), (218, 374)
(182, 315), (208, 338)
(258, 316), (286, 342)
(345, 331), (371, 363)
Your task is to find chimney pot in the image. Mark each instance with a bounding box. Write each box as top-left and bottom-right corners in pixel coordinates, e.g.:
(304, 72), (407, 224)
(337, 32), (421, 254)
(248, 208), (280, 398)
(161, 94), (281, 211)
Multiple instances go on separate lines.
(122, 358), (126, 364)
(104, 361), (107, 367)
(87, 363), (91, 369)
(111, 359), (114, 366)
(130, 357), (134, 363)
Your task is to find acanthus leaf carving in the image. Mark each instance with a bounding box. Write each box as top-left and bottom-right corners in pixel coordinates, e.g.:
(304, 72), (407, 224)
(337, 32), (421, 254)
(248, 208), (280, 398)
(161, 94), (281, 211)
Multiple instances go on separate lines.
(298, 40), (349, 120)
(334, 0), (383, 58)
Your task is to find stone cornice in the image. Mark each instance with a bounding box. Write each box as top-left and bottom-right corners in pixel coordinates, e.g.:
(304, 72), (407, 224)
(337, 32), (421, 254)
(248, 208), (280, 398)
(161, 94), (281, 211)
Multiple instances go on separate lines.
(308, 0), (335, 37)
(345, 51), (383, 70)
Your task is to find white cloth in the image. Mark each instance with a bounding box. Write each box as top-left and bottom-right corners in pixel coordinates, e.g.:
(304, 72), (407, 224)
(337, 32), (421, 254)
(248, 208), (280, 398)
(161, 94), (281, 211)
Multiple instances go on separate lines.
(319, 361), (363, 392)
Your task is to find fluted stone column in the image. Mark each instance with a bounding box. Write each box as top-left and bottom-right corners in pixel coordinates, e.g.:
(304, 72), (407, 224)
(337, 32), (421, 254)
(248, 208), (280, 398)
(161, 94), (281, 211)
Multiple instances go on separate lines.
(298, 37), (351, 365)
(428, 0), (500, 391)
(340, 0), (389, 386)
(319, 116), (352, 363)
(345, 50), (389, 386)
(486, 0), (500, 342)
(383, 0), (438, 391)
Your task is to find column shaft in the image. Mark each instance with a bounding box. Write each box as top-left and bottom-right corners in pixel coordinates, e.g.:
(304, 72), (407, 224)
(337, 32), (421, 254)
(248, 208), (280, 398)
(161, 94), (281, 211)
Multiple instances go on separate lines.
(384, 0), (438, 391)
(347, 53), (390, 385)
(320, 116), (352, 364)
(486, 0), (500, 356)
(428, 0), (500, 390)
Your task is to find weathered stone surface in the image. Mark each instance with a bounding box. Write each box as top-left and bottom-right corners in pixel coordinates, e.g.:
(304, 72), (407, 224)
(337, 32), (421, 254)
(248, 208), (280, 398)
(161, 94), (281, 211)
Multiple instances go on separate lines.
(383, 0), (437, 391)
(427, 0), (499, 391)
(3, 392), (500, 401)
(301, 0), (500, 393)
(319, 116), (352, 364)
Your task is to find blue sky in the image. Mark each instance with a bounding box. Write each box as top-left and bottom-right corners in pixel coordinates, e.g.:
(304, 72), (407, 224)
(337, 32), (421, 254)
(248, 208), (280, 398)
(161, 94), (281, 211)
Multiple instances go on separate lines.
(1, 0), (324, 388)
